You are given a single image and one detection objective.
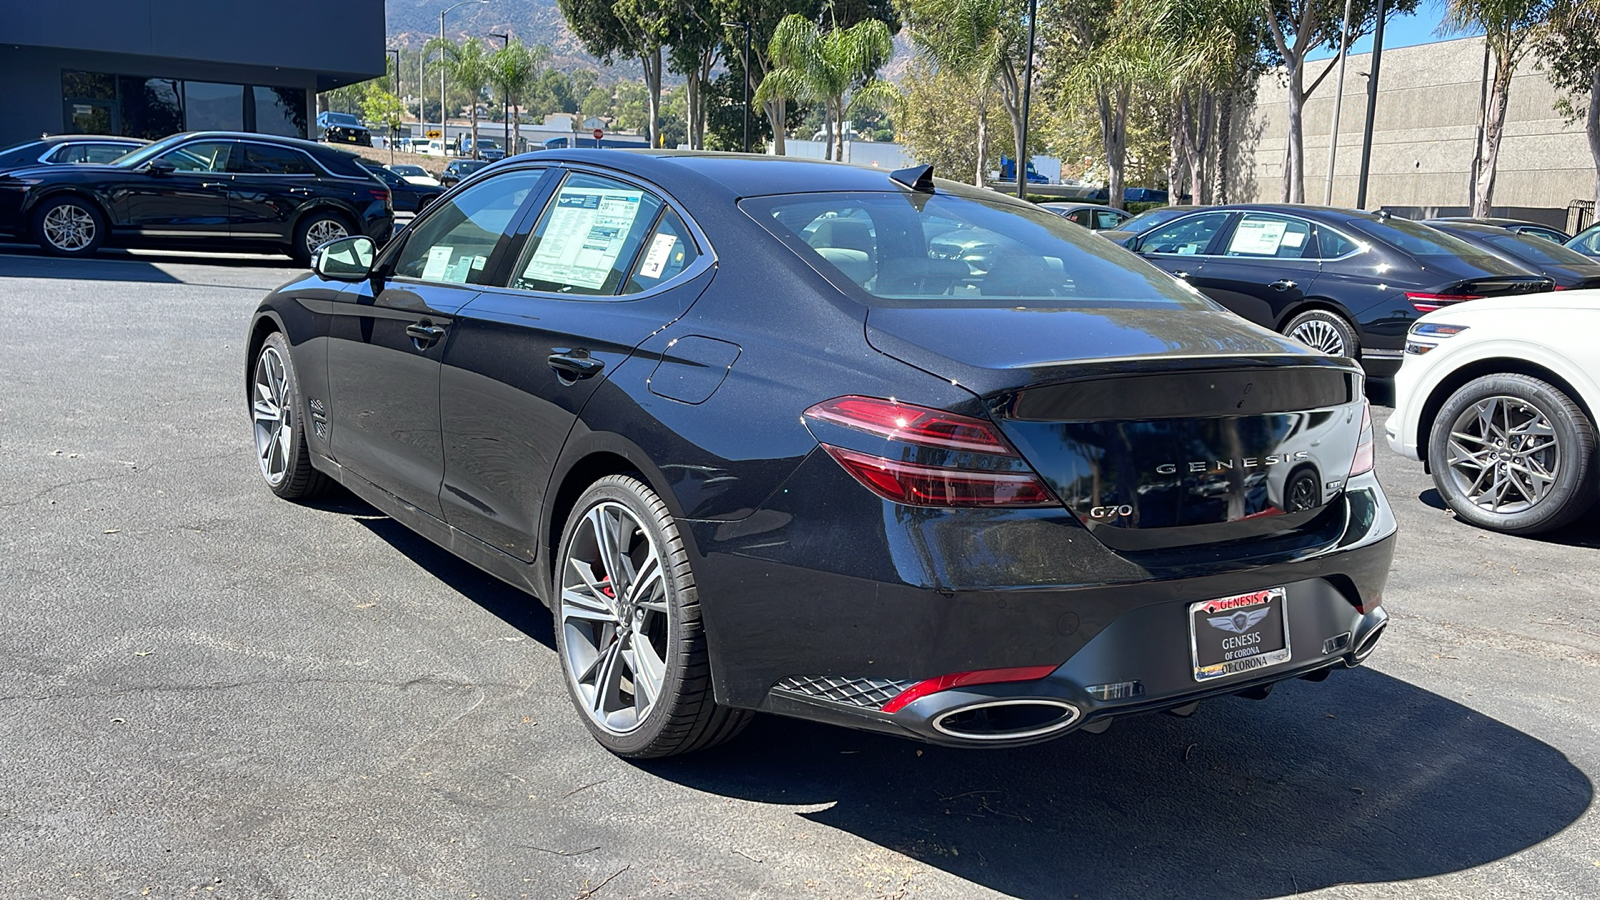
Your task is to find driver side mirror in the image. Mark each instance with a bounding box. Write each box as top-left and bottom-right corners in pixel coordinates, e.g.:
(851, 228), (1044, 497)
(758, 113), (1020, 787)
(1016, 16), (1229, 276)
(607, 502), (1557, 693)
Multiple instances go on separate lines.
(144, 159), (175, 177)
(311, 235), (377, 282)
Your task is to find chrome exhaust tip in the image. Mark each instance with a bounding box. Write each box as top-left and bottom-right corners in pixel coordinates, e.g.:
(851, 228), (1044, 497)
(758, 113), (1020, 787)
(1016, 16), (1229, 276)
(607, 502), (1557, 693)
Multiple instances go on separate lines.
(930, 698), (1081, 742)
(1344, 618), (1387, 667)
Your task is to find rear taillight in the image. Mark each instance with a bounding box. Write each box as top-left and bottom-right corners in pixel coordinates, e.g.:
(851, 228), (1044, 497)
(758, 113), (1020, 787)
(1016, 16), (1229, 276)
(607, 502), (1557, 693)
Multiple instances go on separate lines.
(1349, 401), (1374, 477)
(368, 188), (390, 202)
(803, 396), (1054, 508)
(881, 665), (1059, 713)
(1405, 292), (1481, 313)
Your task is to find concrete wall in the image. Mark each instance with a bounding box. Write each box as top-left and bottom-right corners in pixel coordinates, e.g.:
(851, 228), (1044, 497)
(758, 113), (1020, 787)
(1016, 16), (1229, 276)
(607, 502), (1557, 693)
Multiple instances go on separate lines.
(1227, 36), (1595, 228)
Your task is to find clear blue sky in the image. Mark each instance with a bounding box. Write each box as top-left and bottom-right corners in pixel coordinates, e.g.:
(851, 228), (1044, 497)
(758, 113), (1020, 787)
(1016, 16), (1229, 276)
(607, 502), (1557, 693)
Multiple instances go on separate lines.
(1306, 0), (1479, 61)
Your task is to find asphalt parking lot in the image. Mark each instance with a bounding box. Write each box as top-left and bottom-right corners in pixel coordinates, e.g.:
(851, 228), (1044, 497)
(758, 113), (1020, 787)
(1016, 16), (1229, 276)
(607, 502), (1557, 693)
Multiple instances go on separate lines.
(3, 244), (1600, 900)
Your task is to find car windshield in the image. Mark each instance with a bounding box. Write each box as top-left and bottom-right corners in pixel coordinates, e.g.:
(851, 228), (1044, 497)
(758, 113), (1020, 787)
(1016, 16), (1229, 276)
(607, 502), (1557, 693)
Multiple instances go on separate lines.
(0, 140), (47, 168)
(324, 113), (359, 126)
(1345, 216), (1484, 257)
(744, 186), (1213, 309)
(1117, 206), (1191, 234)
(104, 133), (195, 168)
(1483, 232), (1597, 267)
(390, 165), (425, 176)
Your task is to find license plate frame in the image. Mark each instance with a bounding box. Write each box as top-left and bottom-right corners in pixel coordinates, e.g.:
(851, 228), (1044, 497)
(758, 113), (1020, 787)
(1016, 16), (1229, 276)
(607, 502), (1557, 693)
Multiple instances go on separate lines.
(1189, 587), (1291, 682)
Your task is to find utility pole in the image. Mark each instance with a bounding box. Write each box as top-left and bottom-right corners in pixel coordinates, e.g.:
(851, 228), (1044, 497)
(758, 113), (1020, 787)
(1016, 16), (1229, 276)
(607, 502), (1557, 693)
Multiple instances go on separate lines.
(490, 32), (510, 153)
(724, 21), (753, 153)
(439, 0), (489, 156)
(387, 49), (402, 163)
(1016, 0), (1037, 199)
(1355, 0), (1387, 210)
(1323, 0), (1353, 206)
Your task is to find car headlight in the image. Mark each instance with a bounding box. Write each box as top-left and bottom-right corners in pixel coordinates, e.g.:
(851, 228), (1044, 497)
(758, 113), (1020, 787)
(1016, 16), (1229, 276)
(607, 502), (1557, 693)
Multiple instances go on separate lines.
(1405, 322), (1468, 355)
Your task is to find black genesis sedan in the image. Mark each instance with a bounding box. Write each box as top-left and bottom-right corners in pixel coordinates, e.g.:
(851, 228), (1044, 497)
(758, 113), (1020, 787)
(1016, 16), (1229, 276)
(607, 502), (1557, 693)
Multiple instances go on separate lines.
(317, 111), (372, 147)
(1124, 205), (1551, 376)
(358, 159), (443, 214)
(0, 135), (147, 172)
(0, 131), (393, 263)
(1424, 219), (1600, 289)
(247, 152), (1395, 757)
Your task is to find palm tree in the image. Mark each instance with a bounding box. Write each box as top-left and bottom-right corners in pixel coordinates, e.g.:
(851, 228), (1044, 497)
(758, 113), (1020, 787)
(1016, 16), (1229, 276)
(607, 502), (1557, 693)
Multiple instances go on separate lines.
(428, 36), (493, 157)
(758, 15), (896, 160)
(901, 0), (1018, 185)
(489, 39), (547, 154)
(1445, 0), (1556, 215)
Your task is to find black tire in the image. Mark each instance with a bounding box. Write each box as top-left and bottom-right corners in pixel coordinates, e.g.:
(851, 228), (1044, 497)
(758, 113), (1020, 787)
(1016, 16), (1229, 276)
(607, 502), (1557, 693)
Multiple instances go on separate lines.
(553, 475), (751, 758)
(32, 195), (107, 257)
(250, 332), (328, 501)
(1283, 309), (1359, 360)
(290, 211), (352, 266)
(1428, 373), (1596, 535)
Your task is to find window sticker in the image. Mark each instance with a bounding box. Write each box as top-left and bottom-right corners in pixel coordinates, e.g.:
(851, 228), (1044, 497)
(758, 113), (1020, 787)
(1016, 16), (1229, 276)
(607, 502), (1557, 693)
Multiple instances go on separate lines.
(524, 186), (645, 289)
(1281, 230), (1306, 248)
(1229, 219), (1288, 255)
(422, 245), (454, 280)
(639, 232), (678, 279)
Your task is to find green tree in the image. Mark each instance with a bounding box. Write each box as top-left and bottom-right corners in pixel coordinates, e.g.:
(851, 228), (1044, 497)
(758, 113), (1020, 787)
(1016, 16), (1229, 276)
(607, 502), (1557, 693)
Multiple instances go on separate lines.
(489, 39), (548, 153)
(427, 36), (494, 157)
(896, 57), (1014, 182)
(1537, 0), (1600, 212)
(760, 14), (896, 160)
(557, 0), (672, 147)
(899, 0), (1025, 185)
(1446, 0), (1556, 215)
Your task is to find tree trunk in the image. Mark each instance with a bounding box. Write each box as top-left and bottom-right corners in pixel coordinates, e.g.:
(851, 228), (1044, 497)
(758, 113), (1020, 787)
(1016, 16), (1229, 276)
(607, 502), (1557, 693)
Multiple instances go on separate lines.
(833, 97), (847, 161)
(824, 105), (834, 160)
(1283, 72), (1305, 203)
(765, 98), (787, 155)
(642, 46), (662, 148)
(1168, 100), (1186, 208)
(996, 61), (1025, 195)
(1190, 89), (1213, 204)
(1214, 89), (1235, 204)
(975, 100), (989, 188)
(469, 104), (479, 160)
(1474, 49), (1516, 217)
(1098, 90), (1127, 211)
(1589, 67), (1600, 218)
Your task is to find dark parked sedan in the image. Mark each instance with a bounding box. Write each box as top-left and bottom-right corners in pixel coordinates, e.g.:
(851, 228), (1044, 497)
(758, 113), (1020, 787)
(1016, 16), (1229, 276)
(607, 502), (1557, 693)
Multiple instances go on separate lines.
(0, 131), (393, 263)
(1099, 204), (1205, 244)
(1424, 220), (1600, 289)
(317, 111), (372, 147)
(247, 153), (1394, 758)
(0, 135), (147, 172)
(438, 158), (491, 187)
(1568, 222), (1600, 258)
(1037, 201), (1132, 230)
(1125, 205), (1550, 376)
(358, 159), (443, 214)
(1425, 216), (1569, 244)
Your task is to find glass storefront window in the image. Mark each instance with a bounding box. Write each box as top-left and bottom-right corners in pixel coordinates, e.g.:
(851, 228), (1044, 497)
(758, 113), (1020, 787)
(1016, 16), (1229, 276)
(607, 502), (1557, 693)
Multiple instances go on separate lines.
(185, 81), (244, 131)
(118, 76), (183, 140)
(64, 101), (113, 134)
(253, 86), (308, 139)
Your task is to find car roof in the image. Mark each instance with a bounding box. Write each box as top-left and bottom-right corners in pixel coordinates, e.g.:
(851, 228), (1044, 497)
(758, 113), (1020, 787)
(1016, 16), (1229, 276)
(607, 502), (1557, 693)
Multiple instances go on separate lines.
(1422, 220), (1516, 236)
(37, 134), (145, 145)
(1430, 216), (1552, 229)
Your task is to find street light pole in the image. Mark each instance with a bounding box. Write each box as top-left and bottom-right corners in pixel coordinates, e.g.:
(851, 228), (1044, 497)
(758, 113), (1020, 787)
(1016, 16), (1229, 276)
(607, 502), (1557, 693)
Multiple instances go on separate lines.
(723, 21), (753, 153)
(387, 48), (402, 163)
(490, 32), (510, 153)
(439, 0), (489, 156)
(1016, 0), (1037, 199)
(1355, 0), (1387, 210)
(1323, 0), (1353, 205)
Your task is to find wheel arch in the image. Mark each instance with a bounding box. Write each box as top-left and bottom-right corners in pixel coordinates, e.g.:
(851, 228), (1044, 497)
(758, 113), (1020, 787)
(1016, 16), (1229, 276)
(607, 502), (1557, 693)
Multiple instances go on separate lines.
(24, 187), (112, 224)
(243, 310), (289, 408)
(289, 200), (359, 235)
(1418, 356), (1598, 474)
(1274, 297), (1360, 333)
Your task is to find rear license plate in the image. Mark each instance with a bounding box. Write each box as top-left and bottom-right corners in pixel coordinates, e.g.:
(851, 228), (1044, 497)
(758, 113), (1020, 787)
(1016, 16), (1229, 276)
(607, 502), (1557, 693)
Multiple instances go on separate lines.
(1189, 588), (1291, 681)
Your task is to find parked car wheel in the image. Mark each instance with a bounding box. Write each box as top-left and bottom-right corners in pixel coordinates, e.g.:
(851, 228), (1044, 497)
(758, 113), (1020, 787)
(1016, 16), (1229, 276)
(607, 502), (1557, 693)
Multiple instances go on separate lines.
(554, 475), (751, 758)
(1427, 373), (1596, 534)
(250, 332), (328, 500)
(292, 212), (352, 265)
(32, 195), (106, 257)
(1284, 309), (1359, 359)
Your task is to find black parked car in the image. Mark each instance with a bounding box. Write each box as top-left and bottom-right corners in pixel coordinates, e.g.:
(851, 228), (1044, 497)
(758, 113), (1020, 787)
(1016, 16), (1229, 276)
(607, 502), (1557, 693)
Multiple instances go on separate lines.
(0, 135), (147, 172)
(1424, 216), (1569, 244)
(1424, 220), (1600, 290)
(358, 159), (443, 214)
(438, 158), (491, 187)
(0, 131), (393, 263)
(1567, 222), (1600, 259)
(1124, 205), (1550, 376)
(1099, 204), (1205, 243)
(247, 153), (1394, 758)
(317, 111), (372, 147)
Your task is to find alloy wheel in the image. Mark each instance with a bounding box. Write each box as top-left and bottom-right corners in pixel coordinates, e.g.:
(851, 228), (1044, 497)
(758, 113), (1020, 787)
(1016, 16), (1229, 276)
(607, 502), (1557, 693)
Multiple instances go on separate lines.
(42, 204), (96, 252)
(560, 501), (671, 735)
(304, 219), (348, 255)
(1444, 395), (1561, 514)
(252, 346), (293, 486)
(1288, 318), (1346, 355)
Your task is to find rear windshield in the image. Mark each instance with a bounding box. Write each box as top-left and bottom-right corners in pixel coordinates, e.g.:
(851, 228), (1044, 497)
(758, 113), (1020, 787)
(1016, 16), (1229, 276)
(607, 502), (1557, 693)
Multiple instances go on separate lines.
(742, 188), (1211, 309)
(1483, 232), (1596, 268)
(1346, 217), (1485, 257)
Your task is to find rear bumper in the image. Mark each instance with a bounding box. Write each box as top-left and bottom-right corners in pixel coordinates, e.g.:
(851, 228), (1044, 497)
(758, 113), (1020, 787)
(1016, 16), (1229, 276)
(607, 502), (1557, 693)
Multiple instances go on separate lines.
(684, 459), (1397, 747)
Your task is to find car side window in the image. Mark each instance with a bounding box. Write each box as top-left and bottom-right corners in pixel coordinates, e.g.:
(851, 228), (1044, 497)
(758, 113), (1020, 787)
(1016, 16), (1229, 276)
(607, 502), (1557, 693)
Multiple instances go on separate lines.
(392, 169), (546, 285)
(1315, 226), (1359, 258)
(511, 172), (665, 296)
(42, 145), (74, 163)
(622, 209), (700, 294)
(1223, 213), (1314, 259)
(1139, 212), (1231, 255)
(82, 144), (131, 164)
(233, 144), (317, 176)
(159, 141), (233, 173)
(1067, 209), (1090, 226)
(1094, 209), (1124, 230)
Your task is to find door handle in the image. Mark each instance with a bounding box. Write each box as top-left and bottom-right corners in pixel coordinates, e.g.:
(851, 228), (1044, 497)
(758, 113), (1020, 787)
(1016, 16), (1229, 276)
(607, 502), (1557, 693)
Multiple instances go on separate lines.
(1172, 270), (1191, 280)
(201, 182), (229, 189)
(289, 187), (314, 195)
(1270, 279), (1298, 292)
(405, 322), (446, 344)
(548, 350), (604, 380)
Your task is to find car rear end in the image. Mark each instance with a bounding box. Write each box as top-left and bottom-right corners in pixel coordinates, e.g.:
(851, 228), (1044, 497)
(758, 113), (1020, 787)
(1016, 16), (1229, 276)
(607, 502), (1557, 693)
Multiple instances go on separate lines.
(701, 182), (1395, 747)
(315, 147), (394, 242)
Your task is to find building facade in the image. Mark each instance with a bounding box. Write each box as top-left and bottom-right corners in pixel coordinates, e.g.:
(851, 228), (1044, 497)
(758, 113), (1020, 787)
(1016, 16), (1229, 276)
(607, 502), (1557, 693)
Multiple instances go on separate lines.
(0, 0), (385, 147)
(1227, 36), (1596, 231)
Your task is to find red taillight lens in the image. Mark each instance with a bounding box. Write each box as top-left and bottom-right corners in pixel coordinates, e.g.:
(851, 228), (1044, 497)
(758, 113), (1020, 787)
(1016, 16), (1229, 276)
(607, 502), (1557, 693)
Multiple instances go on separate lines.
(1349, 401), (1374, 477)
(823, 445), (1054, 507)
(804, 396), (1014, 454)
(1405, 292), (1481, 313)
(369, 188), (391, 201)
(882, 665), (1059, 714)
(804, 396), (1055, 507)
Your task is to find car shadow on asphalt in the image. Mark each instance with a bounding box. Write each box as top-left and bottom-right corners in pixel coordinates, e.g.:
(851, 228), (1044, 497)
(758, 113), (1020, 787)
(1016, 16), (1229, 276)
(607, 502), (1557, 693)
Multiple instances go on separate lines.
(0, 242), (294, 280)
(1416, 488), (1600, 548)
(643, 669), (1591, 900)
(308, 486), (556, 650)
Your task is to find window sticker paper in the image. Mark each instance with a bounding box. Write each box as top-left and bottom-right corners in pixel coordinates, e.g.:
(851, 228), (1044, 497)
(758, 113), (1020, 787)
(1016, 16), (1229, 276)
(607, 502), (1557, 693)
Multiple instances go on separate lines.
(639, 233), (678, 279)
(1281, 230), (1307, 248)
(422, 245), (454, 281)
(1229, 219), (1288, 255)
(523, 187), (645, 289)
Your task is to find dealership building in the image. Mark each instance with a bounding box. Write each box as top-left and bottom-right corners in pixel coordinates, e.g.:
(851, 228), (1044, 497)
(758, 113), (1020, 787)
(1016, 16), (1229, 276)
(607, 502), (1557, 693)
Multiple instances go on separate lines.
(0, 0), (385, 148)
